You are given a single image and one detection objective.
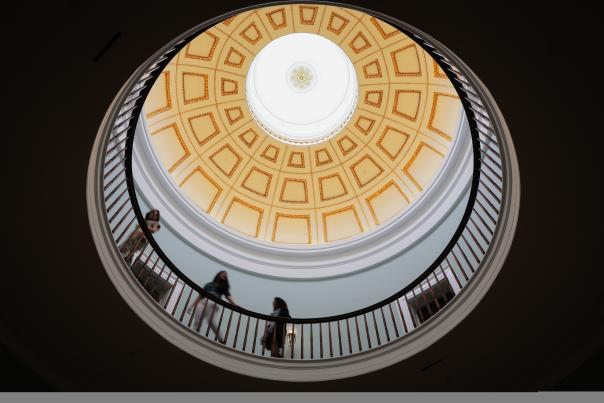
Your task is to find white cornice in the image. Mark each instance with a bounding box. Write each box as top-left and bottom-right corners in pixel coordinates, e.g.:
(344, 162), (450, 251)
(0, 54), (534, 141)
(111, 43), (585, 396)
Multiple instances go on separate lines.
(132, 110), (472, 280)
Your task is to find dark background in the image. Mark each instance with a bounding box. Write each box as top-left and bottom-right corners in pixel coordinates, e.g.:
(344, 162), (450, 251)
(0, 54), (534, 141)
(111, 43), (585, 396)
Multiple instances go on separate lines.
(2, 0), (601, 391)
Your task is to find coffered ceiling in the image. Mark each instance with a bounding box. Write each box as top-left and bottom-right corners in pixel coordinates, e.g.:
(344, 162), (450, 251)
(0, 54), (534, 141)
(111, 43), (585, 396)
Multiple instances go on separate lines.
(142, 3), (464, 245)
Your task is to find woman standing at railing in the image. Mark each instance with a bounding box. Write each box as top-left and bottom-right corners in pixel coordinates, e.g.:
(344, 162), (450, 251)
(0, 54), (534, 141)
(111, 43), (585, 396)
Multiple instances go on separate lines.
(261, 297), (291, 358)
(119, 209), (161, 264)
(187, 271), (237, 344)
(118, 209), (173, 303)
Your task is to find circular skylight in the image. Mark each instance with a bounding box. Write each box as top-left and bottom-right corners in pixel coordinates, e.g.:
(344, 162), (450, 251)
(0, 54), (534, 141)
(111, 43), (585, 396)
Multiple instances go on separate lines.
(246, 33), (358, 145)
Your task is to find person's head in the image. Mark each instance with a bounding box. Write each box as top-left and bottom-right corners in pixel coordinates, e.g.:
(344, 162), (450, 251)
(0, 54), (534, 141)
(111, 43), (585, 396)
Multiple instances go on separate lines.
(213, 271), (229, 286)
(145, 209), (160, 222)
(273, 297), (288, 311)
(146, 220), (161, 233)
(145, 209), (161, 233)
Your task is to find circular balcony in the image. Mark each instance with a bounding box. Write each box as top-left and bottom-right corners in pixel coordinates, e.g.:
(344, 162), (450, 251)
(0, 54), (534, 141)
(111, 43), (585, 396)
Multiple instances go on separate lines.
(87, 1), (520, 382)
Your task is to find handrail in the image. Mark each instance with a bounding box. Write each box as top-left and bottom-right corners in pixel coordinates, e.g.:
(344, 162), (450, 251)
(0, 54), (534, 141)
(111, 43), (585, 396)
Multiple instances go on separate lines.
(97, 1), (507, 358)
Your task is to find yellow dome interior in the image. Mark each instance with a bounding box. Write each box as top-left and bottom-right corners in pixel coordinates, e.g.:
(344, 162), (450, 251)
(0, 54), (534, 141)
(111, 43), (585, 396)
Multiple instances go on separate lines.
(142, 4), (463, 245)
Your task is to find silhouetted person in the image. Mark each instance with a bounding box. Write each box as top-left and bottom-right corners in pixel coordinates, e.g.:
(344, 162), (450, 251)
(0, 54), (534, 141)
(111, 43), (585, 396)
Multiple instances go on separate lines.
(261, 297), (291, 357)
(119, 209), (161, 264)
(187, 271), (237, 344)
(118, 209), (171, 303)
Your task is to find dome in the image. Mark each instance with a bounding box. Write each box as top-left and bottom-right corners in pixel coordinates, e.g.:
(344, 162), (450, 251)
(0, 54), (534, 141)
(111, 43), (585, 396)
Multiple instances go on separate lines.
(139, 4), (465, 248)
(88, 1), (519, 382)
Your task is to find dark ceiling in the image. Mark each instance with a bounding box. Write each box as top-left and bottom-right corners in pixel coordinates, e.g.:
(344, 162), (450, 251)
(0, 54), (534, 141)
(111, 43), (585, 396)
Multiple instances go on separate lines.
(2, 0), (601, 391)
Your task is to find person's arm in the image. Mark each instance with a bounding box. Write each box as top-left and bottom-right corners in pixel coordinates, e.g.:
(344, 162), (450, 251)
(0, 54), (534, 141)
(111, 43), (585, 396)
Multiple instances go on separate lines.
(226, 295), (237, 306)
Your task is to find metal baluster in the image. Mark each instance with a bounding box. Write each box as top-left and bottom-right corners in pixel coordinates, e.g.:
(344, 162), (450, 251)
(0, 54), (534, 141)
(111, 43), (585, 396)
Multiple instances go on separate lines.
(310, 324), (314, 359)
(224, 310), (235, 344)
(242, 315), (250, 351)
(371, 311), (381, 346)
(388, 303), (399, 338)
(204, 301), (218, 338)
(170, 281), (187, 317)
(319, 323), (324, 358)
(346, 318), (352, 354)
(404, 295), (418, 328)
(232, 313), (242, 349)
(300, 324), (304, 359)
(260, 320), (268, 356)
(214, 305), (226, 342)
(396, 298), (408, 334)
(354, 317), (362, 352)
(328, 322), (333, 358)
(179, 287), (195, 322)
(251, 318), (259, 354)
(337, 321), (343, 356)
(380, 307), (390, 342)
(162, 273), (177, 309)
(290, 322), (294, 359)
(363, 314), (372, 349)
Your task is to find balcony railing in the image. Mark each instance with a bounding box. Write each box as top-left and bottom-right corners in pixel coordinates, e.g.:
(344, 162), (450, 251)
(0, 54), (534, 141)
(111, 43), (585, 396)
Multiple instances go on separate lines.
(92, 2), (510, 362)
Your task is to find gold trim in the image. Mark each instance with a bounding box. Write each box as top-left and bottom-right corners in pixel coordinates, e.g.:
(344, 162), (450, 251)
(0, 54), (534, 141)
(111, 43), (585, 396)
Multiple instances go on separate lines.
(149, 123), (190, 173)
(337, 135), (358, 156)
(261, 144), (280, 163)
(241, 166), (273, 197)
(365, 180), (409, 225)
(376, 125), (411, 161)
(178, 166), (223, 214)
(390, 44), (422, 77)
(209, 143), (243, 177)
(222, 16), (236, 26)
(318, 173), (348, 201)
(272, 212), (311, 244)
(362, 58), (383, 79)
(368, 17), (399, 39)
(287, 151), (305, 168)
(224, 106), (244, 125)
(239, 21), (263, 45)
(403, 141), (446, 191)
(433, 60), (448, 78)
(221, 197), (264, 238)
(364, 90), (383, 108)
(279, 178), (309, 204)
(354, 115), (376, 135)
(299, 5), (319, 25)
(392, 89), (421, 121)
(184, 31), (219, 61)
(182, 72), (209, 105)
(265, 8), (287, 30)
(220, 77), (239, 96)
(187, 112), (220, 146)
(314, 148), (333, 166)
(427, 92), (459, 141)
(145, 71), (172, 118)
(238, 129), (258, 148)
(224, 47), (246, 68)
(348, 31), (372, 54)
(322, 205), (364, 242)
(350, 154), (385, 188)
(326, 12), (349, 34)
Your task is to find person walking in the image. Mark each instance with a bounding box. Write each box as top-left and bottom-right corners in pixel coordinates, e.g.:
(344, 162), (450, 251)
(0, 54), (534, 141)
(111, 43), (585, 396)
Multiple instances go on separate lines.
(187, 271), (237, 344)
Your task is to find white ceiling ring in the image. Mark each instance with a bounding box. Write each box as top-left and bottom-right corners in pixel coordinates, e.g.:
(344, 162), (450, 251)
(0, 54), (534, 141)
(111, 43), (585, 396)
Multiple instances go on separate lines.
(246, 33), (358, 145)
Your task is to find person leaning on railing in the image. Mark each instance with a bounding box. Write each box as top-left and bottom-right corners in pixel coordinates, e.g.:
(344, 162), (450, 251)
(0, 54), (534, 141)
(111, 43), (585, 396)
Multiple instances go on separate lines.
(119, 209), (161, 264)
(261, 297), (291, 358)
(118, 209), (172, 303)
(187, 271), (237, 344)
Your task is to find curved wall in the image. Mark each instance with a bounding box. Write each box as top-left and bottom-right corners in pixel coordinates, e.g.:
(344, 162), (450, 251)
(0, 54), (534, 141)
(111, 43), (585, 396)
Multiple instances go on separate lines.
(135, 162), (470, 317)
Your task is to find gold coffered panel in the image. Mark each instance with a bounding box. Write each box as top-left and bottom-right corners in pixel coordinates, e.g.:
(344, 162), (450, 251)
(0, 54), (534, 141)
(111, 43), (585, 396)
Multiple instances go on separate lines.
(143, 4), (464, 245)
